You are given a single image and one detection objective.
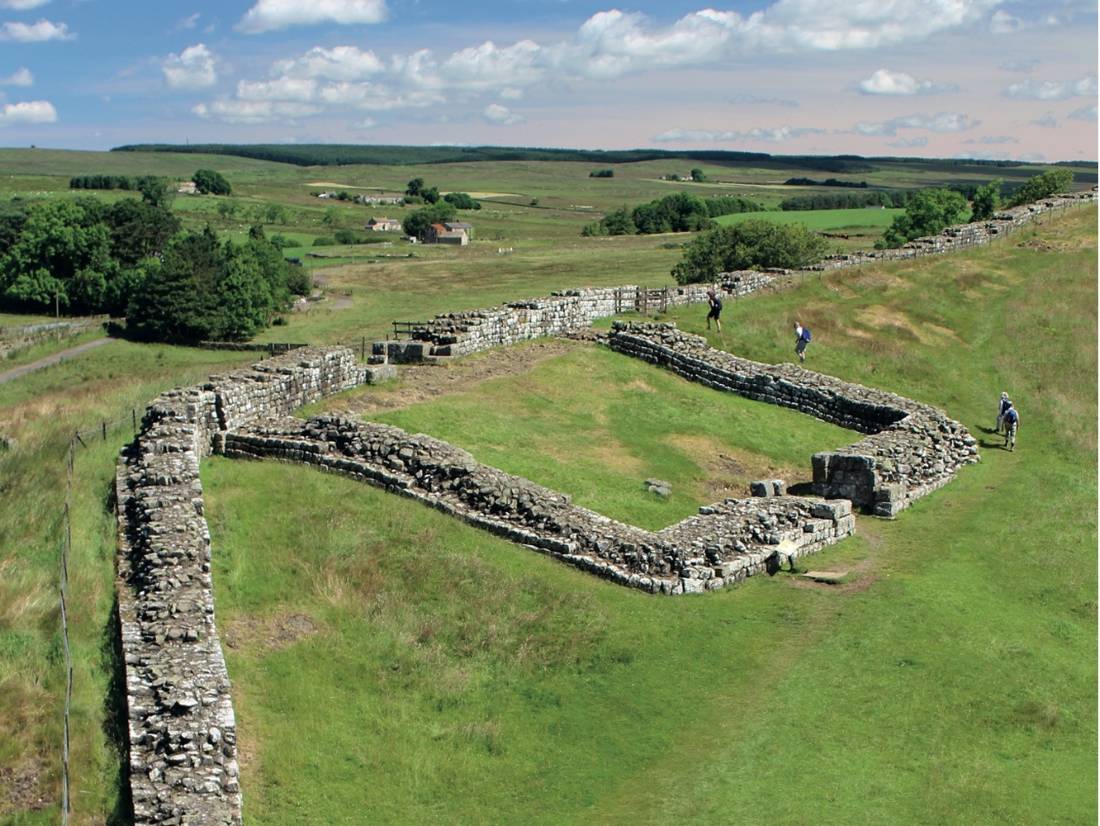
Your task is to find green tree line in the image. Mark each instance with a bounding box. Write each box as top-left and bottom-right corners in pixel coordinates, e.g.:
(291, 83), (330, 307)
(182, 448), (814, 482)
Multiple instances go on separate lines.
(582, 193), (763, 236)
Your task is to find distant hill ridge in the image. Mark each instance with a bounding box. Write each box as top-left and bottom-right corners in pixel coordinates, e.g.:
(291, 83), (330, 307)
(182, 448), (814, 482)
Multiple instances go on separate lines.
(109, 143), (1092, 174)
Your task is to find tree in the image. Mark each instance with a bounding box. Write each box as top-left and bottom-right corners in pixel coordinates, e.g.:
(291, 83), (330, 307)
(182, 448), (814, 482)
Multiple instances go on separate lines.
(691, 168), (706, 182)
(405, 177), (425, 197)
(136, 176), (173, 208)
(672, 220), (828, 284)
(0, 199), (117, 312)
(421, 186), (441, 204)
(970, 179), (1002, 222)
(878, 188), (969, 248)
(1007, 168), (1073, 207)
(127, 229), (223, 342)
(105, 199), (180, 267)
(192, 169), (232, 195)
(402, 202), (457, 240)
(443, 192), (481, 210)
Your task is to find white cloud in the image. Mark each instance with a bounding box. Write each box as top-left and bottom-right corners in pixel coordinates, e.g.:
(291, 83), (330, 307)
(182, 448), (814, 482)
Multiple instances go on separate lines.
(163, 44), (218, 90)
(887, 136), (929, 148)
(652, 125), (824, 143)
(483, 103), (523, 125)
(0, 99), (55, 124)
(1029, 113), (1058, 127)
(1067, 105), (1097, 122)
(193, 99), (321, 124)
(0, 0), (50, 9)
(273, 46), (383, 81)
(858, 69), (955, 95)
(237, 0), (387, 34)
(855, 112), (979, 136)
(1004, 75), (1097, 100)
(238, 76), (316, 101)
(0, 19), (72, 41)
(202, 0), (1010, 125)
(990, 9), (1023, 33)
(176, 13), (200, 30)
(353, 117), (376, 129)
(0, 67), (32, 86)
(999, 58), (1039, 73)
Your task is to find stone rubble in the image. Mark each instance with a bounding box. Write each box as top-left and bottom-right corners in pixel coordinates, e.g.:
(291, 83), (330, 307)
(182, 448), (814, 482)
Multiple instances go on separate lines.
(222, 414), (856, 595)
(607, 322), (979, 516)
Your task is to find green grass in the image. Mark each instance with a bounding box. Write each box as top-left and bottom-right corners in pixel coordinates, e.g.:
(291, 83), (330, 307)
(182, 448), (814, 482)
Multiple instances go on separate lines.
(0, 342), (258, 823)
(713, 206), (904, 231)
(202, 206), (1096, 824)
(355, 343), (850, 530)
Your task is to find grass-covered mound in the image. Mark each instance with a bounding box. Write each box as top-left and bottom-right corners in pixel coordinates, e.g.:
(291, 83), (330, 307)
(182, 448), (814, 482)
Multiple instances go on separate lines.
(203, 206), (1096, 823)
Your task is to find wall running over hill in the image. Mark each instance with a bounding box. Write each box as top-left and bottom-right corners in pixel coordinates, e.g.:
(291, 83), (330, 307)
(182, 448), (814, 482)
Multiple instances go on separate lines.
(222, 415), (857, 594)
(608, 323), (979, 516)
(378, 191), (1096, 362)
(114, 348), (364, 826)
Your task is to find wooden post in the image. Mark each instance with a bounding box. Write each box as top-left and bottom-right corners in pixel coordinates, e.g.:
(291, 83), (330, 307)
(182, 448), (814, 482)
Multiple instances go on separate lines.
(101, 421), (107, 441)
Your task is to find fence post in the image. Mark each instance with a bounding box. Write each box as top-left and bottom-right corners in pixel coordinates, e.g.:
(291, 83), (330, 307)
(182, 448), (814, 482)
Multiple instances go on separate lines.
(361, 337), (366, 361)
(132, 408), (137, 431)
(101, 420), (107, 441)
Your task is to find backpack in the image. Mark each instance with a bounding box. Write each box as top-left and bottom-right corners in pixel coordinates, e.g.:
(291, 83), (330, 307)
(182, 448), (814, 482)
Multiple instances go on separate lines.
(801, 328), (812, 342)
(1004, 408), (1018, 424)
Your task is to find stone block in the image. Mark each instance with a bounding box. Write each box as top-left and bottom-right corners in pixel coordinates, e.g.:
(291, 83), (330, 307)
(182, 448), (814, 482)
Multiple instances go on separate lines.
(364, 364), (398, 385)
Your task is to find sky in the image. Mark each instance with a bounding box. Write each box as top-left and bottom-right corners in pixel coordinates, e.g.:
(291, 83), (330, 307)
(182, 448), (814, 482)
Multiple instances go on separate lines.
(0, 0), (1096, 161)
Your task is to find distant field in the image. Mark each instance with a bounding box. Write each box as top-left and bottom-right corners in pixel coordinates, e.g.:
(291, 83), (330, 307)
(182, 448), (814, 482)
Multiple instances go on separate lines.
(713, 206), (905, 231)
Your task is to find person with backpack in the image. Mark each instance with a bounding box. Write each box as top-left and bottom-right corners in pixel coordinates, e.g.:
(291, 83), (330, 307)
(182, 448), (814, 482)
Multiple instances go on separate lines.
(995, 391), (1011, 434)
(706, 288), (723, 333)
(794, 322), (811, 362)
(1002, 402), (1019, 451)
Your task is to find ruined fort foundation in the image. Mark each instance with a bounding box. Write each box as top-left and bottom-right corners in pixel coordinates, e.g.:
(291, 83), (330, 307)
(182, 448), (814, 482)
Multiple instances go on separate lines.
(111, 191), (1093, 822)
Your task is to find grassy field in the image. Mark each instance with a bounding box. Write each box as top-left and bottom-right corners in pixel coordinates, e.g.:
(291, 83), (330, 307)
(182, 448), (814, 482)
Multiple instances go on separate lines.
(713, 206), (904, 230)
(201, 206), (1096, 823)
(0, 141), (1095, 824)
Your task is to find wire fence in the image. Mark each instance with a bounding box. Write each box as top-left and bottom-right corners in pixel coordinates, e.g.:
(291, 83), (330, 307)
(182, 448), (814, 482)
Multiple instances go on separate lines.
(58, 408), (142, 824)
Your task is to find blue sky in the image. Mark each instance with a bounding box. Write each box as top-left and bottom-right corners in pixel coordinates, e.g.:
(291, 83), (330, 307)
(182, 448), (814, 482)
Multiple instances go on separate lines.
(0, 0), (1095, 160)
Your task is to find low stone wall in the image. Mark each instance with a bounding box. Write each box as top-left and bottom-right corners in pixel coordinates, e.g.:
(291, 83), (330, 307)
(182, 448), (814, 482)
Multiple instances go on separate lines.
(608, 323), (978, 516)
(374, 273), (775, 360)
(810, 191), (1097, 271)
(372, 190), (1095, 363)
(114, 347), (364, 825)
(0, 316), (107, 358)
(222, 414), (856, 595)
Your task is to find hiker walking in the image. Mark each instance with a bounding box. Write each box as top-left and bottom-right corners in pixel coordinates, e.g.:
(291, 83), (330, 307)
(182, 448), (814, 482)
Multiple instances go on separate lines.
(794, 322), (811, 362)
(995, 391), (1012, 434)
(706, 288), (723, 333)
(1002, 402), (1019, 451)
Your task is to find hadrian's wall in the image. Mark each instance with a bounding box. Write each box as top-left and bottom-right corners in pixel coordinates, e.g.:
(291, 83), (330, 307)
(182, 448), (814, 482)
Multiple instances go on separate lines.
(221, 415), (856, 594)
(114, 347), (364, 825)
(608, 323), (978, 516)
(376, 190), (1096, 363)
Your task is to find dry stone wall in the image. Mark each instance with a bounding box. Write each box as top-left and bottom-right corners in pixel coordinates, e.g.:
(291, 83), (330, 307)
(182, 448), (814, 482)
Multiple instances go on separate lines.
(115, 347), (364, 825)
(222, 415), (856, 595)
(608, 322), (978, 516)
(374, 190), (1095, 363)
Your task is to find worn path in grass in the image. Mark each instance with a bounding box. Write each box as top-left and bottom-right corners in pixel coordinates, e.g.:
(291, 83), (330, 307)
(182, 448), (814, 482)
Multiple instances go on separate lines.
(0, 336), (114, 385)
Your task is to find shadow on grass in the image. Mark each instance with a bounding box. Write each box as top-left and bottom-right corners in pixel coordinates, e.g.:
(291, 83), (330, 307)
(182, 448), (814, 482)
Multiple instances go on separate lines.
(102, 598), (133, 826)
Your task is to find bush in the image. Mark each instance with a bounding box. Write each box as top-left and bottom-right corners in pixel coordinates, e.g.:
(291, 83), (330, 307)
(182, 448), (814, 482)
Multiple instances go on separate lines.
(402, 202), (458, 240)
(589, 169), (614, 178)
(878, 188), (969, 248)
(312, 236), (336, 246)
(671, 220), (828, 284)
(334, 229), (361, 245)
(1007, 169), (1074, 207)
(442, 192), (482, 210)
(192, 169), (232, 195)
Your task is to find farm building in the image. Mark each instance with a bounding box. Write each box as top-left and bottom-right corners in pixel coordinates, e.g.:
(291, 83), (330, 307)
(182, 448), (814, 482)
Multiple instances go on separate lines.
(366, 217), (402, 232)
(425, 223), (469, 245)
